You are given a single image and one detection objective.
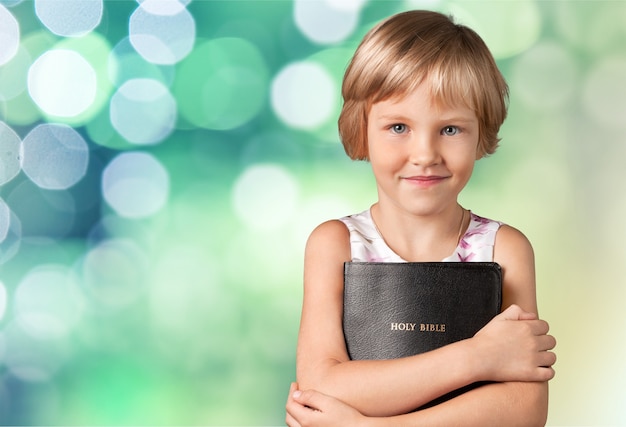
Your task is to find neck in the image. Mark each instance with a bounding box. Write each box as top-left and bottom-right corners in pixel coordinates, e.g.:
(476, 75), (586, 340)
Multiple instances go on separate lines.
(370, 202), (466, 262)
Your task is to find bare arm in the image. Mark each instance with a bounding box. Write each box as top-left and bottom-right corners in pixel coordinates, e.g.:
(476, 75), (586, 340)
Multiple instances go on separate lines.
(287, 381), (549, 427)
(295, 221), (555, 418)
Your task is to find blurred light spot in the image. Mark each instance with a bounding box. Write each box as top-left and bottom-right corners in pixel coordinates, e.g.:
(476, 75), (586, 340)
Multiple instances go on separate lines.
(0, 4), (19, 66)
(294, 0), (362, 44)
(102, 151), (169, 218)
(108, 37), (175, 88)
(0, 280), (6, 321)
(0, 91), (40, 127)
(80, 238), (148, 308)
(14, 264), (82, 340)
(85, 106), (136, 151)
(232, 164), (299, 231)
(20, 29), (57, 65)
(174, 37), (269, 130)
(510, 42), (579, 111)
(0, 121), (21, 185)
(28, 49), (97, 117)
(51, 32), (115, 126)
(325, 0), (368, 12)
(0, 199), (21, 264)
(0, 198), (9, 242)
(129, 2), (195, 65)
(554, 2), (626, 54)
(35, 0), (102, 37)
(21, 123), (89, 190)
(35, 0), (103, 37)
(305, 47), (354, 141)
(582, 56), (626, 129)
(403, 0), (442, 8)
(110, 78), (176, 145)
(138, 0), (190, 15)
(0, 44), (30, 101)
(271, 61), (337, 130)
(1, 320), (70, 382)
(1, 31), (56, 126)
(447, 2), (541, 59)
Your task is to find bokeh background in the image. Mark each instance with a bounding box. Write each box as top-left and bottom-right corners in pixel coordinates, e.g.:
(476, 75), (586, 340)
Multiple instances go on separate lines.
(0, 0), (624, 425)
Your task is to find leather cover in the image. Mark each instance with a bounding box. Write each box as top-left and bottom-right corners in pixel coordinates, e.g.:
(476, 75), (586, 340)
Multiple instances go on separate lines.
(343, 262), (502, 360)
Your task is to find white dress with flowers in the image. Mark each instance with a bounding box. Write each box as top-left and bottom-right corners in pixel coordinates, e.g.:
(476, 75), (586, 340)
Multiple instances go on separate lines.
(339, 209), (502, 263)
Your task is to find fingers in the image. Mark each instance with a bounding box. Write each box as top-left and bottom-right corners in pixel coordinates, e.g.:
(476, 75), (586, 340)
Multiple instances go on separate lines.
(286, 382), (303, 427)
(527, 319), (550, 336)
(285, 413), (300, 427)
(292, 389), (327, 411)
(289, 382), (298, 396)
(535, 365), (556, 381)
(500, 304), (537, 321)
(517, 311), (539, 321)
(285, 383), (325, 425)
(537, 333), (557, 351)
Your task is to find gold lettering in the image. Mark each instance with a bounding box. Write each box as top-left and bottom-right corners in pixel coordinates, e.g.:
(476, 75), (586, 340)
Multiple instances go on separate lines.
(419, 323), (446, 332)
(390, 322), (418, 331)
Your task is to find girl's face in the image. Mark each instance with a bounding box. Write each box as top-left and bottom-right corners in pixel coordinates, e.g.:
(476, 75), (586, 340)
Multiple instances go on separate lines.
(366, 82), (480, 217)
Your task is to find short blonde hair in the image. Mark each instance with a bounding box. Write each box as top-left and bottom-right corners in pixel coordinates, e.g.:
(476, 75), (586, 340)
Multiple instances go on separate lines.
(338, 10), (509, 160)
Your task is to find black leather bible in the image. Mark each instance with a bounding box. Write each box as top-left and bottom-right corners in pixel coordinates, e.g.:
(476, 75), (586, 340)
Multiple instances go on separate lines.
(343, 262), (502, 360)
(343, 262), (502, 408)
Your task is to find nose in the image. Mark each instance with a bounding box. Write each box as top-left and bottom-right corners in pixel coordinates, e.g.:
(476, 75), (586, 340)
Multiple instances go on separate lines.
(408, 132), (441, 166)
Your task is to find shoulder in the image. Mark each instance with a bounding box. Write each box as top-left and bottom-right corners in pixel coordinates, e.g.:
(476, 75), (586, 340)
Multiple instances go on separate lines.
(494, 224), (535, 264)
(306, 219), (350, 249)
(304, 219), (351, 265)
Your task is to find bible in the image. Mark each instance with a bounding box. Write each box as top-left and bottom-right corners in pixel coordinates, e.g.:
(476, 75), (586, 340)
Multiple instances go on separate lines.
(343, 262), (502, 407)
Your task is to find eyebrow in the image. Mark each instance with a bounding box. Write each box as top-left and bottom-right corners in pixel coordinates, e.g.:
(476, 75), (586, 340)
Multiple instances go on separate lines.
(374, 114), (477, 124)
(437, 116), (477, 124)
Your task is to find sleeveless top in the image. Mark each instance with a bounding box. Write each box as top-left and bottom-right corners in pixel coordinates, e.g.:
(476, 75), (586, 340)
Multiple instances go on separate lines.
(338, 209), (502, 263)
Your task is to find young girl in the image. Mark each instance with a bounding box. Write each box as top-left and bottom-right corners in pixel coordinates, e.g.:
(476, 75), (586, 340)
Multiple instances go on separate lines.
(285, 10), (557, 426)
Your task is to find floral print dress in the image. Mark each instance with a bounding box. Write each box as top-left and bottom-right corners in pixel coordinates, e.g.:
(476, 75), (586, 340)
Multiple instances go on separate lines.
(339, 209), (502, 263)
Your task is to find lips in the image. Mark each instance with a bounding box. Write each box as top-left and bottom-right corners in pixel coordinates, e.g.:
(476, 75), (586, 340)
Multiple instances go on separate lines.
(401, 175), (449, 187)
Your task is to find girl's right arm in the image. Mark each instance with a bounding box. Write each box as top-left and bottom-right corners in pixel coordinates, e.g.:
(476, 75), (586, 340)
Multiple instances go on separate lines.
(295, 220), (553, 417)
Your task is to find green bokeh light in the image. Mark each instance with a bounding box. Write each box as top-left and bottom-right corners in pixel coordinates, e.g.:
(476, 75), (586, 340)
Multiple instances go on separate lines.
(448, 1), (541, 59)
(173, 37), (269, 130)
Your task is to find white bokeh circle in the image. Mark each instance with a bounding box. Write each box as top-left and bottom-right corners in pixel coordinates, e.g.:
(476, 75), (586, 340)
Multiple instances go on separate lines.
(271, 61), (337, 130)
(102, 151), (169, 218)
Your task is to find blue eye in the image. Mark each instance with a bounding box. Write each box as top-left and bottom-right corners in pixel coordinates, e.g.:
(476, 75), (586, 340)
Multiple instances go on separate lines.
(391, 124), (407, 134)
(442, 126), (459, 136)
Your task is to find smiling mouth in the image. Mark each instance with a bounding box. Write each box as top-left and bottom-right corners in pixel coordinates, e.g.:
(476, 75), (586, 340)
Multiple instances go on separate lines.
(401, 175), (449, 186)
(403, 175), (448, 181)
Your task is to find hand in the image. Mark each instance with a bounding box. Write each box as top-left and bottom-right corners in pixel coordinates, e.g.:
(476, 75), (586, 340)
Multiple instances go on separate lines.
(473, 304), (557, 383)
(286, 382), (367, 427)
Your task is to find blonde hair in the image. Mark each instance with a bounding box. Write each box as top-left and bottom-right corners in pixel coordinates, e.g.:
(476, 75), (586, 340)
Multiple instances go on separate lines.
(338, 10), (509, 160)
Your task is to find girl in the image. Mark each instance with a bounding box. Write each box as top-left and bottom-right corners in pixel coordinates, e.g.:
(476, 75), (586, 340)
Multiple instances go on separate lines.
(286, 10), (557, 426)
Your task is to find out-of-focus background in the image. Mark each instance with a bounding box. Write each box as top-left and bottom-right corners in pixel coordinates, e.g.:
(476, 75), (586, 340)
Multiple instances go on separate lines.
(0, 0), (624, 425)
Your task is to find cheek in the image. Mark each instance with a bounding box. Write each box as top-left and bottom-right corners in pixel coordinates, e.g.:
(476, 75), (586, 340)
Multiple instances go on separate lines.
(443, 144), (477, 173)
